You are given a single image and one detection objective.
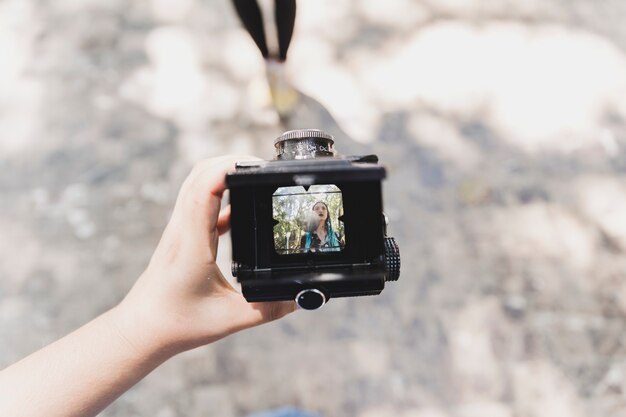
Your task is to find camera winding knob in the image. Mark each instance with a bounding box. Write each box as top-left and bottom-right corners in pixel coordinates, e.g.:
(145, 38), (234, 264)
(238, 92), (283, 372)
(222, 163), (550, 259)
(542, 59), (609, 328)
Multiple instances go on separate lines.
(383, 237), (401, 281)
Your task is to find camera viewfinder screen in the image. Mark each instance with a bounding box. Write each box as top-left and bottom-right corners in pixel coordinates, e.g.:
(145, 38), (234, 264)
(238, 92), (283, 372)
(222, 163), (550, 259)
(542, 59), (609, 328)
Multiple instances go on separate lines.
(272, 185), (345, 254)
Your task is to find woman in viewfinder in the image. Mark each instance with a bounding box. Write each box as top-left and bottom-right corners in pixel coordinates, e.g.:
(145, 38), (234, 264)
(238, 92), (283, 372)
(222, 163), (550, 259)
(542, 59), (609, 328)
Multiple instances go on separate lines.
(300, 201), (342, 253)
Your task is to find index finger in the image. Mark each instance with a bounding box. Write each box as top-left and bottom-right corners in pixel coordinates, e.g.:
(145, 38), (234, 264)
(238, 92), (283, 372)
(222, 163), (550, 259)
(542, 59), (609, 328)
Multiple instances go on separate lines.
(174, 155), (261, 233)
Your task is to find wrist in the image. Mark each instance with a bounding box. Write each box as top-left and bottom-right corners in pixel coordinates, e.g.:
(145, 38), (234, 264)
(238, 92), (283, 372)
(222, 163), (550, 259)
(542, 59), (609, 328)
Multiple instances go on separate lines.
(106, 300), (185, 363)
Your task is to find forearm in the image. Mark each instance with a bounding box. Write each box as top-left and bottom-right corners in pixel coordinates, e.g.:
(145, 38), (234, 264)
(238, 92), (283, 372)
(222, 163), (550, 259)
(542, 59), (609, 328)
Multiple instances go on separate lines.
(0, 306), (177, 417)
(0, 156), (295, 417)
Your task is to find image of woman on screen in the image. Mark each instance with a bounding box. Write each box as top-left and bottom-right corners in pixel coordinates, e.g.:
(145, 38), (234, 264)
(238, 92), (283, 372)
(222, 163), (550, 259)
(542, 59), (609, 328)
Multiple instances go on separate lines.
(300, 201), (342, 253)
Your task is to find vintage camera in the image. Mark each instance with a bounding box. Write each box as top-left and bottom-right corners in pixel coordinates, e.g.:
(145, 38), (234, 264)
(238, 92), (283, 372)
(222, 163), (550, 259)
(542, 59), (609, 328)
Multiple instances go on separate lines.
(226, 129), (400, 310)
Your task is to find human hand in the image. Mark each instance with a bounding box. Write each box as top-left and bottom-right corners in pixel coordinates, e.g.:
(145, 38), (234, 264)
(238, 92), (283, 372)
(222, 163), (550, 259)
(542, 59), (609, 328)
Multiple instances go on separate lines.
(0, 156), (296, 417)
(113, 156), (296, 355)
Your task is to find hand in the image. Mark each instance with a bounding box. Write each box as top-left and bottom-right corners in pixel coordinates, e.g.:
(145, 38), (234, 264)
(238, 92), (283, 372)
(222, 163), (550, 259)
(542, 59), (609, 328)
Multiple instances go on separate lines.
(0, 156), (296, 417)
(113, 156), (296, 354)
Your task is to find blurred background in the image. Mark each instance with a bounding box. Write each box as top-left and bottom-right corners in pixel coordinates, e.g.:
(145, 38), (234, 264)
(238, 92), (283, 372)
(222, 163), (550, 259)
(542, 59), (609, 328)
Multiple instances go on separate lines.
(2, 0), (626, 416)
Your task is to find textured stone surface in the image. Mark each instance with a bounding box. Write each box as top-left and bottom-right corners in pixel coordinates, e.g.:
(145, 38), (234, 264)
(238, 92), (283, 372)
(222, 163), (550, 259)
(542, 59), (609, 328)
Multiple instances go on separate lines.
(2, 0), (626, 416)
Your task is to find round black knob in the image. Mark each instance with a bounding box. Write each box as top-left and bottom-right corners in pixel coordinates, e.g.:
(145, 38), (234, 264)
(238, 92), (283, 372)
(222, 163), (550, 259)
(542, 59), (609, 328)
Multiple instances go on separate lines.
(295, 289), (327, 310)
(384, 237), (400, 281)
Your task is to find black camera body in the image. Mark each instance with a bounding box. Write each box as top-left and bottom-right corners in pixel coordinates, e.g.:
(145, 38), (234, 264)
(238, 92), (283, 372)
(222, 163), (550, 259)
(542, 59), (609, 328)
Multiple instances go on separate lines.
(226, 129), (400, 310)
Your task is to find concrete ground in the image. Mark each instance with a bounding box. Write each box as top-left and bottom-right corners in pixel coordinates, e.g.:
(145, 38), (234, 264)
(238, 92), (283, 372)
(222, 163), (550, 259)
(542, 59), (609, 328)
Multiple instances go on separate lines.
(3, 0), (626, 416)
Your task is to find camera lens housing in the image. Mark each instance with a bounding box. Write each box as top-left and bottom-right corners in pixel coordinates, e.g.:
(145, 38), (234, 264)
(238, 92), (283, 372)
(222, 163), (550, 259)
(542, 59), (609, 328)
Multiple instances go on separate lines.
(296, 289), (327, 310)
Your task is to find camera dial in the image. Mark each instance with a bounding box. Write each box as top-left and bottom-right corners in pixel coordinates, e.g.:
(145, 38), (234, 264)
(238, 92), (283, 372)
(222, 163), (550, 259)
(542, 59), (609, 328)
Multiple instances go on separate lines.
(274, 129), (336, 160)
(383, 237), (401, 281)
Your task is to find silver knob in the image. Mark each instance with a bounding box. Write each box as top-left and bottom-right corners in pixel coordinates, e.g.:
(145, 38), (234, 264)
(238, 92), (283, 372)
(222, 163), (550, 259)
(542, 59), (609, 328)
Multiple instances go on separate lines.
(274, 129), (336, 160)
